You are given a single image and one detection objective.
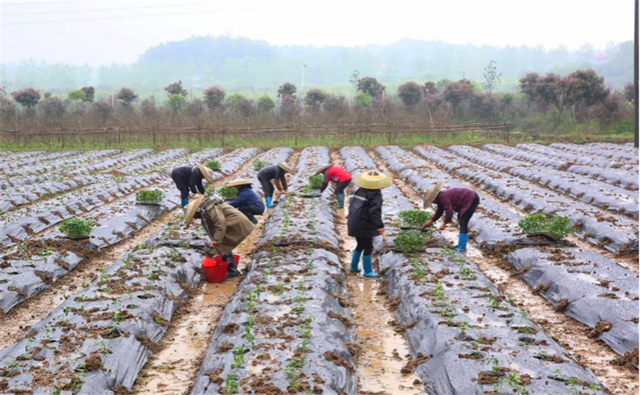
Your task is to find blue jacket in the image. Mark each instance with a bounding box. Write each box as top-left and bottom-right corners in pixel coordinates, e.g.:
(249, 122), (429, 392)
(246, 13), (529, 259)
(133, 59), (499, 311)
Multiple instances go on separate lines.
(229, 186), (265, 215)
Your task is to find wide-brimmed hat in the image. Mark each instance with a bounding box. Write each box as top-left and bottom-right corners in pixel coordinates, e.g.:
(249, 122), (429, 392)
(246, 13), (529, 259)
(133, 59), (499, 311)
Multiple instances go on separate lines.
(227, 178), (252, 188)
(197, 164), (216, 184)
(278, 162), (297, 174)
(184, 194), (205, 229)
(314, 164), (332, 175)
(423, 182), (442, 209)
(354, 170), (392, 190)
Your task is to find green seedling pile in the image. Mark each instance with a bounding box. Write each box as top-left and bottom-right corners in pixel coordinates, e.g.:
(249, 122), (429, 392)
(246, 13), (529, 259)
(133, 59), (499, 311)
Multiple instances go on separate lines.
(59, 218), (93, 239)
(518, 213), (575, 241)
(206, 160), (221, 171)
(136, 190), (165, 205)
(393, 229), (427, 253)
(398, 210), (432, 228)
(253, 160), (272, 171)
(308, 174), (324, 189)
(217, 187), (238, 200)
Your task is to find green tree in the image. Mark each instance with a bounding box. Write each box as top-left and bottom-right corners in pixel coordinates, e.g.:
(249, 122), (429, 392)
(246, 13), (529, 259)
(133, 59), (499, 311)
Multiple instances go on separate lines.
(354, 93), (373, 108)
(357, 77), (385, 99)
(167, 94), (187, 115)
(203, 86), (225, 111)
(257, 95), (275, 112)
(116, 87), (138, 106)
(226, 93), (246, 109)
(68, 89), (86, 107)
(481, 60), (502, 93)
(397, 82), (423, 107)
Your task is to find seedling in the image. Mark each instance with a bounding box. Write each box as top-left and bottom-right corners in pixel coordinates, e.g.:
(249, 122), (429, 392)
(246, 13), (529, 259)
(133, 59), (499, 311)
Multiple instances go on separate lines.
(394, 229), (426, 253)
(489, 295), (501, 309)
(168, 248), (181, 262)
(97, 339), (108, 353)
(274, 284), (286, 294)
(224, 374), (239, 395)
(460, 321), (470, 333)
(206, 160), (221, 171)
(518, 213), (575, 240)
(59, 218), (93, 239)
(398, 210), (432, 228)
(489, 357), (500, 374)
(113, 310), (124, 325)
(434, 281), (446, 300)
(136, 190), (164, 205)
(297, 324), (312, 339)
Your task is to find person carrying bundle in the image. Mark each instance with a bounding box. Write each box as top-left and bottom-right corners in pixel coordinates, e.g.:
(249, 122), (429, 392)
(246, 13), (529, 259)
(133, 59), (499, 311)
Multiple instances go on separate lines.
(171, 164), (215, 208)
(347, 170), (392, 278)
(227, 179), (265, 224)
(184, 194), (255, 278)
(421, 182), (480, 253)
(256, 162), (296, 208)
(314, 164), (352, 208)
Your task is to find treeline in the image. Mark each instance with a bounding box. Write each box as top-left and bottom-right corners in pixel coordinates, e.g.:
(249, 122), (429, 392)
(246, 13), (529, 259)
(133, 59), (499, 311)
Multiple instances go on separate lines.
(0, 37), (634, 93)
(1, 68), (635, 137)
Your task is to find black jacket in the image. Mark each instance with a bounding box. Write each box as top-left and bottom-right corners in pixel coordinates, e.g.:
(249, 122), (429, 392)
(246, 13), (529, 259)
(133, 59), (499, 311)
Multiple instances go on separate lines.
(257, 165), (288, 191)
(171, 166), (205, 197)
(347, 187), (384, 238)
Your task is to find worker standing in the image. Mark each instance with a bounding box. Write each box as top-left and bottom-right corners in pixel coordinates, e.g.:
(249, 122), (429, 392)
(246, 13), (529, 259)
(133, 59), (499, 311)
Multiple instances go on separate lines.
(171, 164), (215, 208)
(347, 170), (392, 278)
(227, 179), (265, 224)
(184, 195), (255, 278)
(315, 164), (352, 208)
(256, 162), (296, 208)
(421, 182), (480, 253)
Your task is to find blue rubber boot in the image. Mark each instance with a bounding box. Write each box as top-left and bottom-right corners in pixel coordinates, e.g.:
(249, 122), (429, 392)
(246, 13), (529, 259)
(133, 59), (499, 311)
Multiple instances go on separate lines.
(265, 196), (274, 208)
(350, 250), (362, 273)
(456, 233), (469, 253)
(363, 255), (379, 278)
(181, 198), (189, 208)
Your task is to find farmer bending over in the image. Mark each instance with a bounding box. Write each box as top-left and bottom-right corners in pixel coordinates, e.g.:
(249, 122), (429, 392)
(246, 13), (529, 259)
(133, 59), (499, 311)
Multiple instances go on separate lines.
(422, 182), (480, 253)
(348, 170), (391, 278)
(256, 162), (296, 208)
(227, 179), (265, 224)
(185, 194), (255, 278)
(315, 164), (352, 208)
(171, 164), (215, 208)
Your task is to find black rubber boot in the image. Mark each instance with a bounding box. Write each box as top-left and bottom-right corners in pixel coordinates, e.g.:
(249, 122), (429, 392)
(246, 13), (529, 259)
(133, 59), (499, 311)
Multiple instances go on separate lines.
(225, 255), (242, 278)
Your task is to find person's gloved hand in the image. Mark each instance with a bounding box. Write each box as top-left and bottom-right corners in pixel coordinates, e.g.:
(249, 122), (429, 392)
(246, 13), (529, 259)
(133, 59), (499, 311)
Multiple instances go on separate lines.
(209, 241), (218, 248)
(422, 220), (433, 231)
(377, 228), (384, 235)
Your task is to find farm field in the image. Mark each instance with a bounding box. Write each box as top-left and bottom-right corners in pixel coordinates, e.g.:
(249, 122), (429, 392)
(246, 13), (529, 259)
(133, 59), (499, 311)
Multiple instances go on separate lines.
(0, 142), (638, 395)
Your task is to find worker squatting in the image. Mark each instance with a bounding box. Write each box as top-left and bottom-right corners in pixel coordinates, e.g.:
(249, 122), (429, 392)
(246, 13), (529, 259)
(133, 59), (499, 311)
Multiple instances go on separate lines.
(172, 162), (480, 279)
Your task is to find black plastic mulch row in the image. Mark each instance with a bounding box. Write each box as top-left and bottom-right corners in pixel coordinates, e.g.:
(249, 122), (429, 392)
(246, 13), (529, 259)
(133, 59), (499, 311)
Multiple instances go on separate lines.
(490, 143), (639, 190)
(190, 146), (358, 395)
(451, 145), (639, 218)
(414, 145), (639, 255)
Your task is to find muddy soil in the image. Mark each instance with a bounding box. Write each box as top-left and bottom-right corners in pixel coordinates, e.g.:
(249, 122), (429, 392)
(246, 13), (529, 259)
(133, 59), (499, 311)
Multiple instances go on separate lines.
(369, 148), (639, 395)
(331, 152), (422, 395)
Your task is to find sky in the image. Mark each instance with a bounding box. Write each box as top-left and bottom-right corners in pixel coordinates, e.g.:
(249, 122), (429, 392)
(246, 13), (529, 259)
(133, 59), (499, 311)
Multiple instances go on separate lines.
(0, 0), (635, 66)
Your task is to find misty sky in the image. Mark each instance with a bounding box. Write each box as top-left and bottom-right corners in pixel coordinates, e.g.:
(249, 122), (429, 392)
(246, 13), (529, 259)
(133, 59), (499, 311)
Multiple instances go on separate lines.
(0, 0), (635, 66)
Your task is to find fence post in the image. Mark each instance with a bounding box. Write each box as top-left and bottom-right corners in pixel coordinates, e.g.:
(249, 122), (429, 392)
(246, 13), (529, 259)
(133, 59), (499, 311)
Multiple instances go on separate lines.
(506, 123), (510, 143)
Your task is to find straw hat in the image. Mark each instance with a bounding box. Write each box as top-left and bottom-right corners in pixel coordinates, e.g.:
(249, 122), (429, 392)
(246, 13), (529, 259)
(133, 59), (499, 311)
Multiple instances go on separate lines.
(354, 170), (392, 190)
(277, 162), (297, 174)
(423, 182), (442, 209)
(184, 194), (205, 229)
(227, 178), (252, 188)
(315, 164), (332, 175)
(197, 164), (216, 184)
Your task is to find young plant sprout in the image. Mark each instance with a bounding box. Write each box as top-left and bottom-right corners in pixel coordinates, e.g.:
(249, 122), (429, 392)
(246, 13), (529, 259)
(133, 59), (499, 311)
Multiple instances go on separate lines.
(135, 189), (164, 205)
(206, 160), (221, 171)
(59, 218), (93, 239)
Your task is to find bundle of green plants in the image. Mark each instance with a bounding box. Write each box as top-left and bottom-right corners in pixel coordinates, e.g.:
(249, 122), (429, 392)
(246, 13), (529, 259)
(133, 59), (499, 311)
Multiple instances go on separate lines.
(308, 174), (324, 189)
(136, 190), (164, 205)
(398, 210), (432, 228)
(393, 229), (427, 253)
(206, 160), (221, 171)
(253, 160), (272, 171)
(217, 186), (238, 200)
(59, 218), (93, 239)
(518, 213), (575, 240)
(205, 186), (216, 198)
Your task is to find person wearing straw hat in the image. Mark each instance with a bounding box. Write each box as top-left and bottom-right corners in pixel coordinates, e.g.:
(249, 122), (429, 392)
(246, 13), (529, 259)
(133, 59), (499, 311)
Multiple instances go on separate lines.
(171, 164), (216, 208)
(227, 179), (265, 225)
(315, 164), (352, 209)
(256, 162), (296, 208)
(185, 194), (255, 278)
(421, 182), (480, 253)
(347, 170), (392, 278)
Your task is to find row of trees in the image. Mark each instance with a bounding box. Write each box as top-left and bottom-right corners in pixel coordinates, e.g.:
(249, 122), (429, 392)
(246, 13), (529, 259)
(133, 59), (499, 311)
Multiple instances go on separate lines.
(1, 69), (634, 135)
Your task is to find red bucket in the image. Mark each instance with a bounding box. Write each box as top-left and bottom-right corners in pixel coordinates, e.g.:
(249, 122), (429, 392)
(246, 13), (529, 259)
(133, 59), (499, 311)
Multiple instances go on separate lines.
(201, 255), (240, 283)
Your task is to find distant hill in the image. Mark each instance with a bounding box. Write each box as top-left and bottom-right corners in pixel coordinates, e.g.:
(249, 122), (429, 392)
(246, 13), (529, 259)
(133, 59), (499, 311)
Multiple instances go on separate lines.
(1, 36), (633, 93)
